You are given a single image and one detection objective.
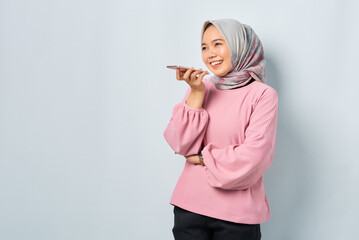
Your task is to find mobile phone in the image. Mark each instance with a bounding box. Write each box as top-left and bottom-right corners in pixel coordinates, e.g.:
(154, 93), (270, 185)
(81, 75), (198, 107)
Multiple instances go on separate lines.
(166, 65), (204, 73)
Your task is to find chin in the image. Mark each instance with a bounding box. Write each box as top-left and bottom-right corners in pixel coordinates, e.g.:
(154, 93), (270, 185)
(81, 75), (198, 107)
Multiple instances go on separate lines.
(213, 70), (228, 77)
(207, 66), (229, 77)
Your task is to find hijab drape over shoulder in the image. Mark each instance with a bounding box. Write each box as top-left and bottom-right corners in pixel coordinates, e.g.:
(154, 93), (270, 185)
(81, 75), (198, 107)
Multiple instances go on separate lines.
(201, 18), (266, 90)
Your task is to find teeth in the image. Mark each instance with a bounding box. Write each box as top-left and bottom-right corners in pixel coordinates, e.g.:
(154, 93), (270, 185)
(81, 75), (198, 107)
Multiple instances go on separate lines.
(211, 61), (223, 66)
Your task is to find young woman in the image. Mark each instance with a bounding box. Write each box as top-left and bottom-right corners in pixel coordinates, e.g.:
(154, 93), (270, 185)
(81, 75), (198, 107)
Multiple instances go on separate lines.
(163, 18), (278, 240)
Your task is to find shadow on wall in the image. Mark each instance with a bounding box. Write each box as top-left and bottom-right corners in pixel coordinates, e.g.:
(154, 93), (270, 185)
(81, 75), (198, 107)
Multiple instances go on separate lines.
(261, 54), (317, 239)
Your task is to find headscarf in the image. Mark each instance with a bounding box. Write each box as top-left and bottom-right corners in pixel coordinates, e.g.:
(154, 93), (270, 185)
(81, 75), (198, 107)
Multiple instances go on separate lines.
(201, 18), (266, 90)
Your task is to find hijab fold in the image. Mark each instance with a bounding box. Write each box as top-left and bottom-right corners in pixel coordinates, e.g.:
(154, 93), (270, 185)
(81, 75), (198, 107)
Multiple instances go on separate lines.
(201, 19), (266, 90)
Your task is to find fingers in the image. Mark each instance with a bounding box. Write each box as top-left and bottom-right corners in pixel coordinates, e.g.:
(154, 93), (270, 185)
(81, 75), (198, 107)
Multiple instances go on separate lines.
(176, 68), (188, 80)
(190, 68), (203, 80)
(182, 67), (194, 81)
(176, 67), (209, 82)
(176, 67), (193, 81)
(197, 70), (209, 81)
(185, 68), (205, 82)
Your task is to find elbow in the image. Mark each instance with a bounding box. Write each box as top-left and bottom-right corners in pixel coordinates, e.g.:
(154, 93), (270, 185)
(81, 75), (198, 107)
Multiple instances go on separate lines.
(163, 125), (180, 154)
(163, 131), (198, 156)
(174, 144), (201, 156)
(163, 126), (203, 156)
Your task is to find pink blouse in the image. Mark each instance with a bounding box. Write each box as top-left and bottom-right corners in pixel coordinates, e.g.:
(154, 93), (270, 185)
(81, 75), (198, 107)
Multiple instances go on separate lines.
(163, 76), (278, 224)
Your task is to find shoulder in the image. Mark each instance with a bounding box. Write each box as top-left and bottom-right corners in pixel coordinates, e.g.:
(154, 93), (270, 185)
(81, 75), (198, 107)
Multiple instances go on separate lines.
(252, 81), (277, 94)
(251, 81), (278, 101)
(244, 81), (278, 111)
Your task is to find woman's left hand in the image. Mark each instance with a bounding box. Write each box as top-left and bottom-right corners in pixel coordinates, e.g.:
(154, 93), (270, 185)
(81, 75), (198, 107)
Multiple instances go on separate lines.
(185, 155), (204, 166)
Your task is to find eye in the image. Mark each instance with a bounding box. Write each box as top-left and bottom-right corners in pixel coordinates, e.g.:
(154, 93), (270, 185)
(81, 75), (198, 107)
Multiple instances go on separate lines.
(202, 42), (221, 51)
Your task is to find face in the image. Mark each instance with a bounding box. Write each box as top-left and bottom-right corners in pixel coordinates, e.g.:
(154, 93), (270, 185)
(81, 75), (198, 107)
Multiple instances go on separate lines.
(201, 25), (231, 77)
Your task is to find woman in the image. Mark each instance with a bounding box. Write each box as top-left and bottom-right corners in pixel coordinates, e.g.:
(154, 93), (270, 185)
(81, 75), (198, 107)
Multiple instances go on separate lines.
(163, 18), (278, 240)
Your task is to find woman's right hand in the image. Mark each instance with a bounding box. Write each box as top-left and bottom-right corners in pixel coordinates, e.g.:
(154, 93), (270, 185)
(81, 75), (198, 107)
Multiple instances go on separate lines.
(176, 67), (209, 92)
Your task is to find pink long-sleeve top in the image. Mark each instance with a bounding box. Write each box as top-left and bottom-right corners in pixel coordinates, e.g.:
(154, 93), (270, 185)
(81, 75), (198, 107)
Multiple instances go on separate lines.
(163, 76), (278, 224)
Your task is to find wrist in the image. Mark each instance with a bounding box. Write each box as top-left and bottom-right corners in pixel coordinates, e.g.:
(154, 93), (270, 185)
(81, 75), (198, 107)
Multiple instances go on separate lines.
(191, 82), (205, 93)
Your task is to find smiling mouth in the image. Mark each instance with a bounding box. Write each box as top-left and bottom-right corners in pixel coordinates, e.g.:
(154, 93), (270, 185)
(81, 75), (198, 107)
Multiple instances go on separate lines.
(210, 60), (223, 68)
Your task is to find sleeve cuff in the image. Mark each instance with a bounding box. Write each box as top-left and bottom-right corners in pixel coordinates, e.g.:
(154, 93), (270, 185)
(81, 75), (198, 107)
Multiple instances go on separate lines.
(183, 101), (205, 112)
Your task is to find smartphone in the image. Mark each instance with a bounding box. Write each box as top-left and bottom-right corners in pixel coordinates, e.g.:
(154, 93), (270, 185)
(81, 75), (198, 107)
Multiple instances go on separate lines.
(166, 65), (204, 73)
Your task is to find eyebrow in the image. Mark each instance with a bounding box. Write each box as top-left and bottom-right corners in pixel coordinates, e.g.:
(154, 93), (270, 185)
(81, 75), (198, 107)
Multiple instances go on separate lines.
(201, 38), (224, 46)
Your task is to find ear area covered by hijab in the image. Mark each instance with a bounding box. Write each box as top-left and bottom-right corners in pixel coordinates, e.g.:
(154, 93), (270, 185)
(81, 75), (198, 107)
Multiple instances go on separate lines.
(201, 18), (266, 90)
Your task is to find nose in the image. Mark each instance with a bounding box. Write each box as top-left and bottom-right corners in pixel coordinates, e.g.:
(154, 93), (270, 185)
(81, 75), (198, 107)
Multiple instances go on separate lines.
(208, 49), (217, 59)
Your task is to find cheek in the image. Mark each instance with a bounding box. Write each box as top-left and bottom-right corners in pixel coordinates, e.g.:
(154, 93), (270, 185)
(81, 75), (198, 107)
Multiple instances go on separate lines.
(218, 48), (226, 56)
(219, 48), (230, 61)
(202, 54), (209, 65)
(222, 49), (231, 68)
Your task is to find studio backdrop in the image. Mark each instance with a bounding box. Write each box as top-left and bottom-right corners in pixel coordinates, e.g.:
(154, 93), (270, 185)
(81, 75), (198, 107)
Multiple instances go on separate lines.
(0, 0), (358, 239)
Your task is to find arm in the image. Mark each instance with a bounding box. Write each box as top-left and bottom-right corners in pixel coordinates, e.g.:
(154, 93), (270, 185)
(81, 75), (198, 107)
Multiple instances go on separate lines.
(163, 87), (209, 156)
(202, 88), (278, 190)
(186, 89), (205, 109)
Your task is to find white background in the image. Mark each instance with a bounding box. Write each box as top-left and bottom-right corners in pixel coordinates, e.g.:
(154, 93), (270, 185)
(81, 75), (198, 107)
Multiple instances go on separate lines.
(1, 0), (358, 239)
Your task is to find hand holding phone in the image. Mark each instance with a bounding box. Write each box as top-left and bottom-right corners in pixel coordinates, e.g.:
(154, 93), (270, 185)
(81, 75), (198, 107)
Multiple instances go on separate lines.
(166, 65), (209, 92)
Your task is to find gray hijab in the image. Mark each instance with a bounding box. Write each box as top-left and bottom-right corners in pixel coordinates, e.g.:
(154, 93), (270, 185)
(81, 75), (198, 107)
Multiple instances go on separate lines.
(201, 18), (266, 90)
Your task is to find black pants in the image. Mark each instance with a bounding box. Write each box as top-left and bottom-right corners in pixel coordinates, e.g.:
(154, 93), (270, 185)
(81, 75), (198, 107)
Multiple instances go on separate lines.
(172, 206), (261, 240)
